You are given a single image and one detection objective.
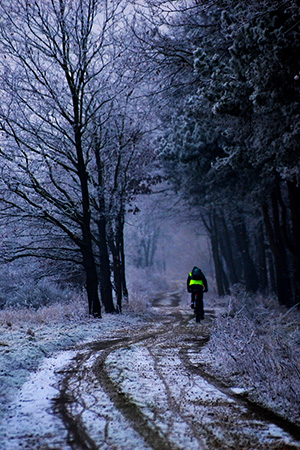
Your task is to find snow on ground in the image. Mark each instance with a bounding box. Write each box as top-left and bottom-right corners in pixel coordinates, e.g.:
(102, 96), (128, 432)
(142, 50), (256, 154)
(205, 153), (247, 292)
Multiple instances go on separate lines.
(0, 296), (300, 450)
(103, 330), (300, 450)
(2, 351), (76, 450)
(0, 300), (151, 448)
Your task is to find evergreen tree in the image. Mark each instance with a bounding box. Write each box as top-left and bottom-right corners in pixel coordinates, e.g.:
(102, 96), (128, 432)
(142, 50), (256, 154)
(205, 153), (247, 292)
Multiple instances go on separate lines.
(145, 0), (300, 303)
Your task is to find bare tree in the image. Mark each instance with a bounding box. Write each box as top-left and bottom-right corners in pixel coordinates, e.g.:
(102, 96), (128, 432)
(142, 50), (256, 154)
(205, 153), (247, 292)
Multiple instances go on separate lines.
(0, 0), (126, 316)
(89, 79), (159, 311)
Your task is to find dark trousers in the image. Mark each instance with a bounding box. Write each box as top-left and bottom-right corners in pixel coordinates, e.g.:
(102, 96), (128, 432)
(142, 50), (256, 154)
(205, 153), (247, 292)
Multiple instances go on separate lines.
(191, 287), (204, 319)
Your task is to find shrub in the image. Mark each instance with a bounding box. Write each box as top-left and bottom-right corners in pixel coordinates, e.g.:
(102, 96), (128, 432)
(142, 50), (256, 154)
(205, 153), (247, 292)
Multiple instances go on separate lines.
(125, 291), (151, 314)
(0, 294), (88, 326)
(205, 289), (300, 425)
(0, 263), (81, 309)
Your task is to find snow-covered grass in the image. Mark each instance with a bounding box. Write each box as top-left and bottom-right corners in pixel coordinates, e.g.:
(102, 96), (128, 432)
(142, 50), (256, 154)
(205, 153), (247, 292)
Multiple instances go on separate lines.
(0, 294), (87, 326)
(0, 295), (151, 422)
(0, 262), (81, 309)
(125, 290), (152, 314)
(201, 288), (300, 426)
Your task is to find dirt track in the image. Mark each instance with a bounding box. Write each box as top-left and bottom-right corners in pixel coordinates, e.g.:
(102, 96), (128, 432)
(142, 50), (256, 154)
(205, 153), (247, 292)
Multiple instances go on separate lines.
(52, 294), (300, 450)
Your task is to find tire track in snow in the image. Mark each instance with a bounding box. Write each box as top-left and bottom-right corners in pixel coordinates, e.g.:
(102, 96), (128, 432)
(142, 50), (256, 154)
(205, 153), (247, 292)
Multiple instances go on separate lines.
(178, 336), (300, 444)
(13, 293), (299, 450)
(55, 317), (187, 450)
(0, 351), (76, 450)
(91, 299), (300, 450)
(94, 350), (183, 450)
(153, 322), (300, 449)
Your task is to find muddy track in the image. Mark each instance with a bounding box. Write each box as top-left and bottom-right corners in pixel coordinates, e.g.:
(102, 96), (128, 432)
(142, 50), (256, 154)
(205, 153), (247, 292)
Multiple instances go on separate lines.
(54, 309), (186, 450)
(178, 343), (300, 443)
(54, 299), (300, 450)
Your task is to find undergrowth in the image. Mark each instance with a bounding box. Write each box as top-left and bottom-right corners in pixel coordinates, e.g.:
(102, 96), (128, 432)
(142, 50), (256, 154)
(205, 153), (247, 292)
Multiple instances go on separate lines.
(204, 288), (300, 426)
(0, 295), (89, 327)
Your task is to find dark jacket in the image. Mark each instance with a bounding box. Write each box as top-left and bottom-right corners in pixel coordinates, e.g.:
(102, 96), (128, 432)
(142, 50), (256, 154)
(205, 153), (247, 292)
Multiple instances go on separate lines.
(187, 267), (208, 293)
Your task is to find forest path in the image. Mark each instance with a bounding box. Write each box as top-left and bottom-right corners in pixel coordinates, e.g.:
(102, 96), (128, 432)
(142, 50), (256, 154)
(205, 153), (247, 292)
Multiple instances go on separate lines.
(53, 293), (300, 450)
(2, 293), (300, 450)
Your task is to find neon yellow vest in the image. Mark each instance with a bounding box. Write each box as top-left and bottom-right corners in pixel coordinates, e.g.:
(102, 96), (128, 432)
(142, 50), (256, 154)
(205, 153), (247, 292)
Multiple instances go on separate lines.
(189, 271), (204, 287)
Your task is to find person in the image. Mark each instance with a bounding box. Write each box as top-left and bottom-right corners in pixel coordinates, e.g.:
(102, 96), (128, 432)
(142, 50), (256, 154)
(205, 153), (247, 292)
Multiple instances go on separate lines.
(187, 266), (208, 320)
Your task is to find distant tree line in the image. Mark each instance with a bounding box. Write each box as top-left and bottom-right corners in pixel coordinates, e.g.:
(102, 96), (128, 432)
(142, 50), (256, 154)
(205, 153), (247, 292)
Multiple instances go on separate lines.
(130, 0), (300, 306)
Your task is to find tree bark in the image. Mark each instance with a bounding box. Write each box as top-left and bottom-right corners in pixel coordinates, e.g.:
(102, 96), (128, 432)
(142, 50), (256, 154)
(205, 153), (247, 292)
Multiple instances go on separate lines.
(287, 179), (300, 303)
(111, 209), (128, 313)
(119, 214), (128, 301)
(211, 210), (229, 296)
(257, 222), (268, 292)
(74, 122), (101, 317)
(82, 245), (101, 317)
(218, 213), (239, 286)
(108, 238), (123, 313)
(233, 218), (259, 293)
(97, 215), (115, 313)
(262, 192), (293, 306)
(94, 142), (115, 313)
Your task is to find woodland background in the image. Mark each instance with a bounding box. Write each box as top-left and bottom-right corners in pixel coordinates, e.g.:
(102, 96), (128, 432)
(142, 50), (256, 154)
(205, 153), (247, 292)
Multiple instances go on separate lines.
(0, 0), (299, 316)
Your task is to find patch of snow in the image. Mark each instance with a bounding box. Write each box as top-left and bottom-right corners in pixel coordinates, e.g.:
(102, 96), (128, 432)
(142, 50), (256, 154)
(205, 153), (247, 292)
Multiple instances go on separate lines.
(231, 387), (247, 395)
(0, 310), (151, 449)
(104, 339), (300, 449)
(1, 351), (76, 449)
(72, 358), (153, 450)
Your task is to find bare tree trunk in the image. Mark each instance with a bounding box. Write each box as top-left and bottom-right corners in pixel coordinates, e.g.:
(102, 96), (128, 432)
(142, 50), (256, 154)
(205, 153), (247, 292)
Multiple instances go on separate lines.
(257, 222), (268, 292)
(94, 139), (115, 313)
(82, 246), (101, 317)
(262, 193), (293, 306)
(219, 213), (239, 286)
(119, 215), (128, 301)
(287, 179), (300, 303)
(211, 210), (229, 296)
(233, 218), (259, 293)
(74, 124), (101, 317)
(97, 215), (115, 313)
(112, 210), (128, 313)
(201, 209), (228, 296)
(108, 238), (123, 313)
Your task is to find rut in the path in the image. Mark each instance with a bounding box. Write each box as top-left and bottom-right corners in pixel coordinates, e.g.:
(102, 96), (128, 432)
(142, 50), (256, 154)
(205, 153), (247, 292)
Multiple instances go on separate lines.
(94, 346), (183, 450)
(54, 350), (99, 450)
(178, 337), (300, 444)
(54, 315), (186, 450)
(53, 300), (300, 450)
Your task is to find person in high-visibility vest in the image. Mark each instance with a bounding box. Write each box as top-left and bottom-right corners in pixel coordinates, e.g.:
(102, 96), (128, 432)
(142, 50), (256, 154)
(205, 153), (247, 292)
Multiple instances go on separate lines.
(187, 266), (208, 319)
